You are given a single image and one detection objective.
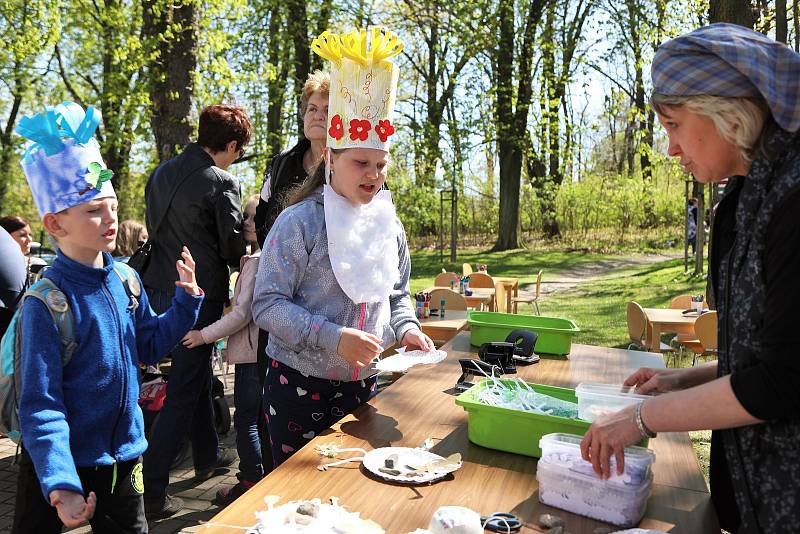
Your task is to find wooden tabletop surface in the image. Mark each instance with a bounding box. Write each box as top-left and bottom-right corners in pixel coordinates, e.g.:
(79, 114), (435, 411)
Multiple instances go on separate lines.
(642, 308), (701, 326)
(204, 332), (718, 533)
(419, 310), (469, 342)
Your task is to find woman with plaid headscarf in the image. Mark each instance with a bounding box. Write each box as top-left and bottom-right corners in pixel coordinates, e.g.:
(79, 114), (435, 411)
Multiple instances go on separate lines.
(580, 24), (800, 533)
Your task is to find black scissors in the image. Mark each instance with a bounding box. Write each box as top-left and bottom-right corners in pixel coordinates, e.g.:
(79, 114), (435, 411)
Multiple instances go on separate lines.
(480, 512), (522, 533)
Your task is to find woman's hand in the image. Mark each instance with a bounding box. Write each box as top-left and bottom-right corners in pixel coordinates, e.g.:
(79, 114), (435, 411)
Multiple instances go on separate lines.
(400, 329), (435, 352)
(337, 328), (383, 368)
(623, 367), (688, 395)
(175, 246), (202, 296)
(50, 490), (96, 528)
(580, 404), (644, 479)
(182, 330), (206, 348)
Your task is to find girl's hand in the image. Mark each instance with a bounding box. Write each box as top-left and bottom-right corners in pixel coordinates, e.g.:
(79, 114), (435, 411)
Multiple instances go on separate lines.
(182, 330), (206, 348)
(580, 404), (643, 479)
(624, 367), (687, 395)
(400, 329), (435, 352)
(50, 490), (96, 528)
(337, 328), (383, 368)
(175, 246), (202, 296)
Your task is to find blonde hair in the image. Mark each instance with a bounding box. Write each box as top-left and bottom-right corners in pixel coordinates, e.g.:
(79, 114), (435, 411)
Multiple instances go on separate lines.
(651, 93), (769, 163)
(300, 70), (330, 116)
(116, 219), (146, 257)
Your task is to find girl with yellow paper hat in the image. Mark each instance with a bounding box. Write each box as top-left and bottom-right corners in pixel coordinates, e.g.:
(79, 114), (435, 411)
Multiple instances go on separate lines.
(252, 27), (434, 467)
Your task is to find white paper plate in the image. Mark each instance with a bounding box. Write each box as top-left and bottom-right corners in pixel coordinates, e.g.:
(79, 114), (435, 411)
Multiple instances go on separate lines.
(374, 350), (447, 373)
(362, 447), (461, 484)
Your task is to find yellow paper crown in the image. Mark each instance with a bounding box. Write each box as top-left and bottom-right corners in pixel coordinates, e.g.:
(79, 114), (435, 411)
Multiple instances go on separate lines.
(312, 27), (403, 151)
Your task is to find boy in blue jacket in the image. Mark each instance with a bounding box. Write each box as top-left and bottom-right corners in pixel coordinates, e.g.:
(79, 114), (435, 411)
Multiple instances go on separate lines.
(11, 103), (204, 534)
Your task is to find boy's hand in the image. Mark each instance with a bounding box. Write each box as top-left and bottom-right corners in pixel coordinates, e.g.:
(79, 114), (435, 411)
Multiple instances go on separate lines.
(182, 330), (206, 348)
(50, 489), (96, 528)
(175, 246), (202, 296)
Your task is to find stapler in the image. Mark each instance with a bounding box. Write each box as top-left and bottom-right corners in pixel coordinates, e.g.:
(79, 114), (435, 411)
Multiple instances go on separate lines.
(505, 329), (540, 365)
(478, 342), (517, 374)
(455, 359), (501, 392)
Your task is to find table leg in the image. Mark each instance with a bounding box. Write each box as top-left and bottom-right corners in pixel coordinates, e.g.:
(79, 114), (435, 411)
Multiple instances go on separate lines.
(648, 324), (662, 352)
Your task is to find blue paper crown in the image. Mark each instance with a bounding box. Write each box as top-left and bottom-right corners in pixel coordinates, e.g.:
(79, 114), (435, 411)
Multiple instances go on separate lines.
(16, 102), (116, 217)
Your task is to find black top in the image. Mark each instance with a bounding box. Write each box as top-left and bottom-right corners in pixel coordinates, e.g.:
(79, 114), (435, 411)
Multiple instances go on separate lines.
(143, 143), (246, 302)
(255, 138), (311, 247)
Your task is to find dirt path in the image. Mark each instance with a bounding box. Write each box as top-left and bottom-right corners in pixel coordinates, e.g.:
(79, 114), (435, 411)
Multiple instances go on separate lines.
(528, 252), (682, 296)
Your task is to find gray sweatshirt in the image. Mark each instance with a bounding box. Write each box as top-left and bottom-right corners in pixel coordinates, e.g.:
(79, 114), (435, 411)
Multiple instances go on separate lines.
(251, 187), (420, 381)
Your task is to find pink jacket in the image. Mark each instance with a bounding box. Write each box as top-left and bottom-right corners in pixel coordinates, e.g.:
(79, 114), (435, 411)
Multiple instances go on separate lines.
(200, 252), (260, 364)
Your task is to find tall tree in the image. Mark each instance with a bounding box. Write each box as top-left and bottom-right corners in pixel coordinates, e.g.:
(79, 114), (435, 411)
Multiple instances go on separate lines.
(776, 0), (788, 43)
(142, 0), (198, 163)
(708, 0), (755, 27)
(493, 0), (547, 251)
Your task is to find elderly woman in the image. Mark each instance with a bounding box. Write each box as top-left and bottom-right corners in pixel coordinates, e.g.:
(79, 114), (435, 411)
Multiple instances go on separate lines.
(580, 24), (800, 533)
(254, 70), (329, 246)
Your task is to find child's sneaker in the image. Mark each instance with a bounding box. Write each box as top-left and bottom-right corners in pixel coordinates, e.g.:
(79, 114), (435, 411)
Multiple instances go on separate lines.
(214, 479), (256, 507)
(144, 493), (184, 519)
(194, 448), (238, 480)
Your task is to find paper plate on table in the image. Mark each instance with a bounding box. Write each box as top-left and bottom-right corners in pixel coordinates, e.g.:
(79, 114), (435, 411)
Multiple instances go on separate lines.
(362, 447), (461, 484)
(374, 349), (447, 373)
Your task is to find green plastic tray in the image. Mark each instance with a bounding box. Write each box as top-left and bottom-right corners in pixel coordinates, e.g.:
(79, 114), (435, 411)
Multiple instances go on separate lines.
(468, 311), (580, 358)
(455, 379), (590, 457)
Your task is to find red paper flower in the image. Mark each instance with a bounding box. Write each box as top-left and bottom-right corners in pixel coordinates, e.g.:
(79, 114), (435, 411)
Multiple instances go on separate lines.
(328, 114), (344, 140)
(349, 119), (371, 141)
(375, 119), (396, 143)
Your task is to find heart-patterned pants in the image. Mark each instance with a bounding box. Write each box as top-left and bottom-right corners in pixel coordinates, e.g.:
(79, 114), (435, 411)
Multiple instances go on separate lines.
(264, 358), (377, 468)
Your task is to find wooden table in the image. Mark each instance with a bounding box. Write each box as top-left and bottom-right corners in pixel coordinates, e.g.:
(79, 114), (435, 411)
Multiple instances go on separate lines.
(425, 286), (495, 311)
(205, 332), (718, 533)
(419, 310), (469, 344)
(493, 276), (520, 312)
(642, 308), (698, 352)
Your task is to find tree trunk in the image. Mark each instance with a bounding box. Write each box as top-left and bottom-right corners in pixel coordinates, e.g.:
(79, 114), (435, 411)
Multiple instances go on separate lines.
(266, 3), (287, 157)
(708, 0), (754, 27)
(143, 0), (198, 163)
(421, 17), (442, 188)
(0, 89), (22, 213)
(776, 0), (787, 43)
(794, 0), (799, 52)
(287, 0), (310, 137)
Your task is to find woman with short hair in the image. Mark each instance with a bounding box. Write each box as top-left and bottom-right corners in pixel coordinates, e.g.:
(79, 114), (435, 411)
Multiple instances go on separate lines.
(581, 23), (800, 533)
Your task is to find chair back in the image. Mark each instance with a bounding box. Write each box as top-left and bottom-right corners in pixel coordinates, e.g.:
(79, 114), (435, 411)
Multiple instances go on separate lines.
(694, 311), (718, 350)
(430, 288), (468, 311)
(494, 282), (509, 313)
(670, 294), (708, 309)
(462, 263), (473, 276)
(434, 272), (461, 288)
(534, 270), (543, 298)
(626, 301), (647, 345)
(468, 272), (494, 288)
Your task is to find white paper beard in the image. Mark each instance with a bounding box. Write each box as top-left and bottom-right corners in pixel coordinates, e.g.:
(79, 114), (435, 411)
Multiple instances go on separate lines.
(324, 184), (400, 304)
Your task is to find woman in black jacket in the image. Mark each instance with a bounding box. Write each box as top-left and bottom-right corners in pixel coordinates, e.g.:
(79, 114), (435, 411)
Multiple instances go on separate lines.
(255, 70), (329, 246)
(580, 24), (800, 533)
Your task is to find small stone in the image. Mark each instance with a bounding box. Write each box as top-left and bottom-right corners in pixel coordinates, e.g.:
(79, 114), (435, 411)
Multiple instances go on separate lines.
(539, 514), (565, 528)
(296, 501), (319, 517)
(592, 529), (613, 534)
(378, 467), (402, 476)
(385, 454), (398, 469)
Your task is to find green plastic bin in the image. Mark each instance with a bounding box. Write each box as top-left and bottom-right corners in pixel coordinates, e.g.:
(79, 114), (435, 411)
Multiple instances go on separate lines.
(455, 379), (590, 457)
(468, 311), (580, 358)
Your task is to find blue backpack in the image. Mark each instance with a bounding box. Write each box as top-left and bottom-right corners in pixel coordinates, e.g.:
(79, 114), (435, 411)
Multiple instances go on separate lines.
(0, 264), (137, 443)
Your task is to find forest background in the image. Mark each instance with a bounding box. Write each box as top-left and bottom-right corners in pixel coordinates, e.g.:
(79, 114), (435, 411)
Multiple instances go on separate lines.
(1, 0), (796, 254)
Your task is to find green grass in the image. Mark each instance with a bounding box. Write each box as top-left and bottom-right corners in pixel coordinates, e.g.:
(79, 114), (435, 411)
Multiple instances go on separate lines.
(408, 247), (626, 294)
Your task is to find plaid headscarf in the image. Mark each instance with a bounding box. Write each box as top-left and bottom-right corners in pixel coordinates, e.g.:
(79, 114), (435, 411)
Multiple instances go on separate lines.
(652, 23), (800, 133)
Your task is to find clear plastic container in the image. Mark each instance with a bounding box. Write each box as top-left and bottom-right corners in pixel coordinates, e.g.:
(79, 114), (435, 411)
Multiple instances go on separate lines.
(575, 382), (651, 422)
(537, 433), (655, 527)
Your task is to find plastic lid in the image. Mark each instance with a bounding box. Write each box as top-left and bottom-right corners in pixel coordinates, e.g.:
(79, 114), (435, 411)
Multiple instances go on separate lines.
(575, 382), (652, 401)
(539, 432), (655, 468)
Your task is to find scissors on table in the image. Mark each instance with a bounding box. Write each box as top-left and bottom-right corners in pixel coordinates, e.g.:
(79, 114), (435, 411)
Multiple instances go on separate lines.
(480, 512), (522, 533)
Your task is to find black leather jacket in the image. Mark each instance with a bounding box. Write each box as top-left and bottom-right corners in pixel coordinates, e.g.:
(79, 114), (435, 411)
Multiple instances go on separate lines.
(143, 143), (246, 302)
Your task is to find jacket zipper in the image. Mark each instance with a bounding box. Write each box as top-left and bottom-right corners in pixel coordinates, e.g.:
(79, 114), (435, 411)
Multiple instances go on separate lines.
(352, 303), (367, 380)
(102, 280), (128, 472)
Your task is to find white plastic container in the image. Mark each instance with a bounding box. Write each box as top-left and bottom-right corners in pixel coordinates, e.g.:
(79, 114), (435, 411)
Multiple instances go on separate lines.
(575, 382), (651, 422)
(537, 433), (655, 527)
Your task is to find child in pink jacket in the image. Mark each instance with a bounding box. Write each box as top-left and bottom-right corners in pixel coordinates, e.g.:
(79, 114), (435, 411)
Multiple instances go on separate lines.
(181, 195), (262, 505)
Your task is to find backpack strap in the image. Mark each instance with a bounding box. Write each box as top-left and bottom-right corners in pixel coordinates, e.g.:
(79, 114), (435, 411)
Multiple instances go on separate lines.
(23, 279), (77, 365)
(113, 263), (141, 314)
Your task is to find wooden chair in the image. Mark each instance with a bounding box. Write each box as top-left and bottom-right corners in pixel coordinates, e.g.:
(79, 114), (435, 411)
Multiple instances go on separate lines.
(462, 263), (473, 276)
(670, 294), (708, 310)
(467, 272), (494, 288)
(512, 270), (542, 315)
(434, 272), (461, 288)
(627, 301), (676, 365)
(430, 288), (468, 311)
(685, 311), (718, 367)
